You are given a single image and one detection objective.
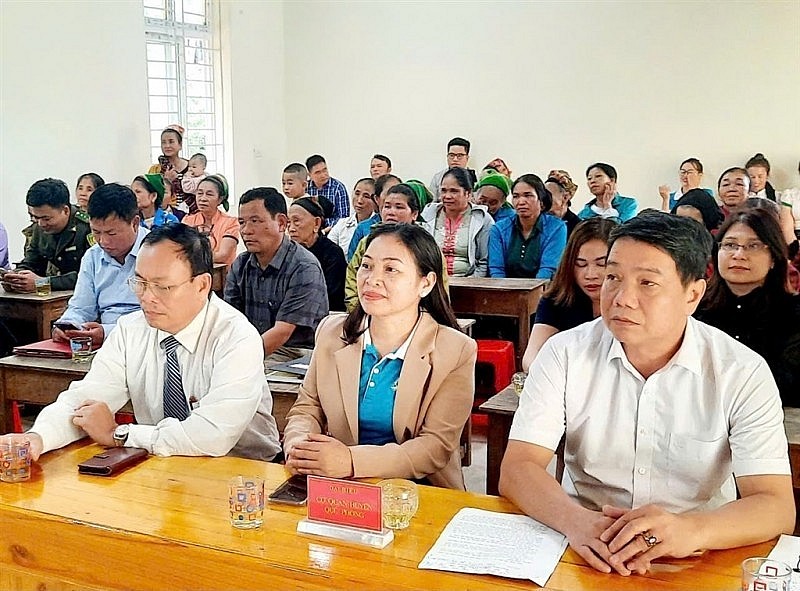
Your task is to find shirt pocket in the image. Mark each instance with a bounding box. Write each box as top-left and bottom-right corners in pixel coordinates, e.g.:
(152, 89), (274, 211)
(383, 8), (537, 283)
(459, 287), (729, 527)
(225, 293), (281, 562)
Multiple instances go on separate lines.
(667, 433), (730, 504)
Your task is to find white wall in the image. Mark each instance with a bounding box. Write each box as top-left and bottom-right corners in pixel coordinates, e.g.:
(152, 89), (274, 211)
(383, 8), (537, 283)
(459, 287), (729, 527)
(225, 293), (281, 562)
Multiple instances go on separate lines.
(283, 1), (800, 204)
(0, 0), (150, 260)
(220, 0), (286, 196)
(2, 0), (798, 263)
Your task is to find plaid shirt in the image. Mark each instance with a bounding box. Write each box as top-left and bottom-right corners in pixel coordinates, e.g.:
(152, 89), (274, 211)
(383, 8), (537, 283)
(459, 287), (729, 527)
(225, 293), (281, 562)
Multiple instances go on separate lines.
(308, 177), (350, 227)
(223, 236), (329, 349)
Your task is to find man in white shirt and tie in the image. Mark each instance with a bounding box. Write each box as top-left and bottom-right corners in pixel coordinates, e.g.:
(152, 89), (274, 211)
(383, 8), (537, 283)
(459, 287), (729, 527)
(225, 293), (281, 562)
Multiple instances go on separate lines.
(500, 212), (794, 577)
(4, 224), (281, 462)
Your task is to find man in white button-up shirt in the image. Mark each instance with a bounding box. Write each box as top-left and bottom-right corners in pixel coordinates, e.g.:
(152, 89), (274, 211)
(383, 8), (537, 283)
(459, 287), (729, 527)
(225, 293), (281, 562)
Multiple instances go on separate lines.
(7, 224), (281, 462)
(500, 212), (794, 577)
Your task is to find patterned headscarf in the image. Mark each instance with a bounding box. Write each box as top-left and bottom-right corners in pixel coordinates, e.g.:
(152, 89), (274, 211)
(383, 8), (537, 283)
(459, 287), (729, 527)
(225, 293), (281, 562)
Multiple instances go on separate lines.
(547, 169), (578, 197)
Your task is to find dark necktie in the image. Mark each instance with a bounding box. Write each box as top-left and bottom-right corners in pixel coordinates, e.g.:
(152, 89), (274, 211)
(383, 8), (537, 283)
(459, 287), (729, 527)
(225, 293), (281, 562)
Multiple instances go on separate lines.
(162, 336), (190, 420)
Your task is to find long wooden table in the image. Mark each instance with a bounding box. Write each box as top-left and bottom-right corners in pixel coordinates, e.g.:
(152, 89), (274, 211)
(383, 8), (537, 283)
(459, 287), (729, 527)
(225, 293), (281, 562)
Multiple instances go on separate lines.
(479, 385), (519, 495)
(0, 441), (772, 591)
(448, 277), (547, 369)
(0, 354), (298, 434)
(482, 387), (800, 498)
(0, 289), (73, 341)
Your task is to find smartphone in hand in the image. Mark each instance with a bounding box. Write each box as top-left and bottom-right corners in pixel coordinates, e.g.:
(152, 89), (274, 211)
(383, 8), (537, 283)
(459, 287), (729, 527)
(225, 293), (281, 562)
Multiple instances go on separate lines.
(268, 475), (308, 505)
(53, 321), (81, 332)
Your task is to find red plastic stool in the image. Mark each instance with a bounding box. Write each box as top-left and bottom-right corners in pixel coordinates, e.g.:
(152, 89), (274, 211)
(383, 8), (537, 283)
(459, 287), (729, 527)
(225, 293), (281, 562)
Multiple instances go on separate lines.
(475, 339), (516, 394)
(11, 402), (23, 433)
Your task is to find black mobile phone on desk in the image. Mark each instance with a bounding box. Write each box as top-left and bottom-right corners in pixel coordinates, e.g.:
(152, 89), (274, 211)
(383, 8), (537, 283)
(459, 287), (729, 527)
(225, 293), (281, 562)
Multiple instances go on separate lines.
(268, 474), (308, 505)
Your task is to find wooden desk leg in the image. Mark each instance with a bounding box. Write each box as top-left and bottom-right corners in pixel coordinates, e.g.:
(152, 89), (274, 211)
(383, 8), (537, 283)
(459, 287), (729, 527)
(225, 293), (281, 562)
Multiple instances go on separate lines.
(0, 368), (9, 433)
(486, 413), (513, 496)
(516, 296), (530, 371)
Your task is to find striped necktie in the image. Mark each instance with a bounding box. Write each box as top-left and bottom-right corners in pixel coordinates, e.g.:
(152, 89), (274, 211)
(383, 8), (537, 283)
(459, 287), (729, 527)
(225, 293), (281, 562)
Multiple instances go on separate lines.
(161, 336), (189, 420)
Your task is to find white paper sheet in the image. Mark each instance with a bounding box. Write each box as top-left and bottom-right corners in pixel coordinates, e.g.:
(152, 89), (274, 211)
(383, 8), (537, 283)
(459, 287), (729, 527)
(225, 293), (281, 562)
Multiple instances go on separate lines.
(418, 507), (568, 586)
(767, 534), (800, 591)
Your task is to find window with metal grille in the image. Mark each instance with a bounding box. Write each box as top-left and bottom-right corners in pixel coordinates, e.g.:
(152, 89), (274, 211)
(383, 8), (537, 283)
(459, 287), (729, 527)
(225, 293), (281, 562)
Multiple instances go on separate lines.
(143, 0), (223, 173)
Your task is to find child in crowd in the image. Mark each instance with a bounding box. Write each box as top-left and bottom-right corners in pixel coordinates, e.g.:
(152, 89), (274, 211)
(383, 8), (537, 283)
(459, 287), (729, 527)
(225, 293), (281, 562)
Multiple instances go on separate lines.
(282, 162), (334, 223)
(180, 153), (208, 201)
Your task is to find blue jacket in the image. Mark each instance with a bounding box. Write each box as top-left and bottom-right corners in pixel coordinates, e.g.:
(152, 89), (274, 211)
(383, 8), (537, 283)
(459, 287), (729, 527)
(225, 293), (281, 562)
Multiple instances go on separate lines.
(577, 194), (638, 222)
(492, 203), (516, 223)
(488, 213), (567, 279)
(346, 213), (381, 261)
(141, 208), (179, 229)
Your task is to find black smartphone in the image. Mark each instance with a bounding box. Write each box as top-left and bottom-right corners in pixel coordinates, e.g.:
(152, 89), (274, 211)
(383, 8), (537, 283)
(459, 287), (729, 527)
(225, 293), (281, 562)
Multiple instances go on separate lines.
(53, 321), (81, 332)
(268, 474), (308, 505)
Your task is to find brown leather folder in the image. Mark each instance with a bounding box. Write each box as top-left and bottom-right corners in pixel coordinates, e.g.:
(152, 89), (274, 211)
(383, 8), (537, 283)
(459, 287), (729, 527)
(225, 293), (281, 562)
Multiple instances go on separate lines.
(77, 447), (148, 476)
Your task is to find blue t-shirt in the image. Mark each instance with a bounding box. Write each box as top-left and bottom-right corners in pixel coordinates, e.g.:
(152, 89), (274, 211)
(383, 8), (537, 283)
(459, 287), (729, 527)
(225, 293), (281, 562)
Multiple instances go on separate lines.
(358, 343), (403, 445)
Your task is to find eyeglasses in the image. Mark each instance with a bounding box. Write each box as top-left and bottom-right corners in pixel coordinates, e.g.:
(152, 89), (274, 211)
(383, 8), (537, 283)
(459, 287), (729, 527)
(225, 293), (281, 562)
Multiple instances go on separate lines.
(679, 169), (699, 176)
(127, 276), (194, 297)
(719, 241), (769, 253)
(447, 152), (468, 160)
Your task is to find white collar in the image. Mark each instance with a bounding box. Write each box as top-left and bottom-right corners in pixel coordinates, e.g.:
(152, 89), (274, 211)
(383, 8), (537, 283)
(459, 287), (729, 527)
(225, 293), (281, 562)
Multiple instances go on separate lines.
(362, 314), (422, 361)
(158, 297), (211, 355)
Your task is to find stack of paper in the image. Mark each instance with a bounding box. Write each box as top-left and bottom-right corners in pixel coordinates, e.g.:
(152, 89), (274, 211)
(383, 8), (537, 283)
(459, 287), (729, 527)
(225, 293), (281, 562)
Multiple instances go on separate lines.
(418, 507), (567, 586)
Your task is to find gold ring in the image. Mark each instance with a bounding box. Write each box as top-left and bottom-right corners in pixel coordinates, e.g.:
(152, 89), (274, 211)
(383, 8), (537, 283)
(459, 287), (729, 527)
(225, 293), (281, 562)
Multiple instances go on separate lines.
(640, 531), (659, 548)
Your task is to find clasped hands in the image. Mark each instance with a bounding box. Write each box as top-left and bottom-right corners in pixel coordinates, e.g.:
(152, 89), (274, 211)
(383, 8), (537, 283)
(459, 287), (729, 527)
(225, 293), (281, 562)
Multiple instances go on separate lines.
(285, 433), (354, 479)
(566, 504), (700, 576)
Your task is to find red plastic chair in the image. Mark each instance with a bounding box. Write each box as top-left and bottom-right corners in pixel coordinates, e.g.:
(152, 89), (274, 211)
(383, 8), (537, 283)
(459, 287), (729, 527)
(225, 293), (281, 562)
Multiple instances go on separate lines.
(475, 339), (516, 394)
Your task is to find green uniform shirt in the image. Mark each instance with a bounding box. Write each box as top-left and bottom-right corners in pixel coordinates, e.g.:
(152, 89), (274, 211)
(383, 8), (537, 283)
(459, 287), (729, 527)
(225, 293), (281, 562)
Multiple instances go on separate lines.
(16, 205), (93, 291)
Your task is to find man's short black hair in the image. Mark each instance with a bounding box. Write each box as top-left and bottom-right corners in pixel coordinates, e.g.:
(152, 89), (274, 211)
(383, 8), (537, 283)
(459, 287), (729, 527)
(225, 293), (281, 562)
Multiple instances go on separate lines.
(305, 154), (326, 171)
(609, 211), (712, 286)
(26, 178), (70, 208)
(87, 183), (139, 222)
(447, 137), (470, 154)
(372, 154), (392, 168)
(239, 187), (287, 217)
(141, 224), (213, 287)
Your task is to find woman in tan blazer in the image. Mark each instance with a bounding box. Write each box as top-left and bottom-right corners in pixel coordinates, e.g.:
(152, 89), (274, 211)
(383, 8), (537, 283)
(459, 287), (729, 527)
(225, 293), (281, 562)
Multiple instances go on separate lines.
(284, 223), (476, 489)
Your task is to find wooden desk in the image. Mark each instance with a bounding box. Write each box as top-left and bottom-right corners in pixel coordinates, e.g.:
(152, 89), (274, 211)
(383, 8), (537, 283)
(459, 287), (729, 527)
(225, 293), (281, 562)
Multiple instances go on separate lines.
(0, 355), (90, 433)
(448, 277), (547, 369)
(211, 263), (228, 296)
(479, 385), (519, 495)
(0, 442), (771, 591)
(0, 289), (73, 341)
(0, 354), (297, 435)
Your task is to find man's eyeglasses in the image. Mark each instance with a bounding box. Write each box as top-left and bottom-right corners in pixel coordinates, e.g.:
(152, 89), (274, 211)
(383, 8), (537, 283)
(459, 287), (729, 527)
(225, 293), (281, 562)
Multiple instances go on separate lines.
(447, 152), (468, 160)
(127, 276), (194, 297)
(719, 241), (769, 253)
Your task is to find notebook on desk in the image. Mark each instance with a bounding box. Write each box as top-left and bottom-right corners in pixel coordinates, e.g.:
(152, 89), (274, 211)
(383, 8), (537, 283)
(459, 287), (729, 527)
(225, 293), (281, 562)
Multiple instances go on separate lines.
(13, 339), (72, 359)
(268, 354), (312, 377)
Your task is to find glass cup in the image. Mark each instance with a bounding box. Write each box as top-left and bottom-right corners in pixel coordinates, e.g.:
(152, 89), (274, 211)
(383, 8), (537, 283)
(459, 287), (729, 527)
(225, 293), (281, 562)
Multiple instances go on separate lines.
(229, 476), (265, 529)
(34, 276), (51, 296)
(0, 438), (32, 483)
(512, 372), (527, 395)
(741, 557), (791, 591)
(69, 336), (93, 363)
(380, 479), (419, 530)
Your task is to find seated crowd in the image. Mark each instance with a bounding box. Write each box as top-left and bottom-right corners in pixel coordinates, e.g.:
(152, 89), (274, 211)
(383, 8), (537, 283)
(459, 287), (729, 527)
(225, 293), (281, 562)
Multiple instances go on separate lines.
(1, 126), (799, 577)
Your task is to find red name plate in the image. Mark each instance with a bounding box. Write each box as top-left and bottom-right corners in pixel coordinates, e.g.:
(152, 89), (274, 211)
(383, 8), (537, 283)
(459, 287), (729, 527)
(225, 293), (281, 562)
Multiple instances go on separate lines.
(307, 476), (383, 532)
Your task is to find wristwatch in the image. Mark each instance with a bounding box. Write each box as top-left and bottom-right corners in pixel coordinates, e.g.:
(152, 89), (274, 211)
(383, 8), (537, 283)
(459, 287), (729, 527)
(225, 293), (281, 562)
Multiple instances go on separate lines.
(113, 424), (130, 447)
